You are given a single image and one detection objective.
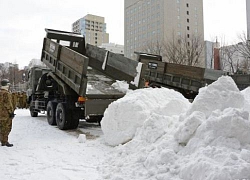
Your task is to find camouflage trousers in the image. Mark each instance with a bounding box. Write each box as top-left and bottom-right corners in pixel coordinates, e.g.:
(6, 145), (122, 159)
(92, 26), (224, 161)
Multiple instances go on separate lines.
(0, 118), (12, 144)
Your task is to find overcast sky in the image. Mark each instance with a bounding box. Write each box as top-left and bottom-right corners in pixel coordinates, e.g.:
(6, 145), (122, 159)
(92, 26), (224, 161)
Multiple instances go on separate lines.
(0, 0), (247, 69)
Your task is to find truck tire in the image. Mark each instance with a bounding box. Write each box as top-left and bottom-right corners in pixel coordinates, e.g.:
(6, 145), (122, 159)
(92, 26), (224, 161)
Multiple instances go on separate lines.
(29, 101), (38, 117)
(55, 103), (71, 130)
(47, 101), (57, 125)
(68, 110), (80, 129)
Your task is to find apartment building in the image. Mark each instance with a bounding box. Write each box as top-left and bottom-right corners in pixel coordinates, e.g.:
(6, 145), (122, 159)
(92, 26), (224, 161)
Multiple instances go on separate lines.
(124, 0), (204, 65)
(72, 14), (109, 46)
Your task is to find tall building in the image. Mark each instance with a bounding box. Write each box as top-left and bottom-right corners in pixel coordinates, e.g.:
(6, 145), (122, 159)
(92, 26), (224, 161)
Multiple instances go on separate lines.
(72, 14), (109, 46)
(247, 0), (250, 40)
(124, 0), (204, 64)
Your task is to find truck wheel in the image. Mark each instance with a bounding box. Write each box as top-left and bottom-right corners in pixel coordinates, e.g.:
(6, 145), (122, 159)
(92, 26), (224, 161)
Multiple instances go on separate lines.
(29, 101), (38, 117)
(55, 103), (71, 130)
(47, 101), (57, 125)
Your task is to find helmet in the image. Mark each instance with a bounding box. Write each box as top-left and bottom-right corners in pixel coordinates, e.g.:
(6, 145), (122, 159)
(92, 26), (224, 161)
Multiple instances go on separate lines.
(1, 79), (10, 86)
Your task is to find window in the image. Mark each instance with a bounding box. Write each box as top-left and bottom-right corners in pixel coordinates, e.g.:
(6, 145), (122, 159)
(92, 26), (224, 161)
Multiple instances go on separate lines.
(187, 34), (190, 38)
(148, 62), (158, 69)
(73, 42), (79, 47)
(187, 11), (189, 15)
(187, 26), (190, 30)
(59, 40), (70, 47)
(187, 18), (189, 23)
(186, 3), (189, 7)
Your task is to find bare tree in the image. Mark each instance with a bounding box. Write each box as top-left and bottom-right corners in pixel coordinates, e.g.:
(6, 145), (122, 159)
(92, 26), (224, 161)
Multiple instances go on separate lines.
(220, 45), (238, 73)
(139, 34), (204, 67)
(235, 33), (250, 59)
(233, 33), (250, 73)
(163, 34), (204, 66)
(162, 35), (186, 64)
(218, 33), (250, 74)
(0, 64), (10, 80)
(140, 39), (164, 56)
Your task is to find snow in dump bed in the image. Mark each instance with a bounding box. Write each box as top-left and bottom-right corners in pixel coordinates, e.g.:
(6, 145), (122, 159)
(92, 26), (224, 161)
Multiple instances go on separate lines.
(111, 80), (131, 93)
(100, 76), (250, 180)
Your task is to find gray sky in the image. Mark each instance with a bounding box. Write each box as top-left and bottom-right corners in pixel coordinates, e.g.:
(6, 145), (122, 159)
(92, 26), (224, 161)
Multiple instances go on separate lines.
(0, 0), (246, 69)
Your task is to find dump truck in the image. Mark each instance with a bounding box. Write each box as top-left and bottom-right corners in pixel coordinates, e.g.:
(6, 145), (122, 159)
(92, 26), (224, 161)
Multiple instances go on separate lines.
(137, 52), (250, 98)
(27, 29), (142, 130)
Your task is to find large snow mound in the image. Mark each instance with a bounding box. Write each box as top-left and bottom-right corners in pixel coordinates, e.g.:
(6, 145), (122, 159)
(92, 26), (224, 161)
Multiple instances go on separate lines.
(100, 76), (250, 180)
(101, 88), (190, 146)
(187, 76), (244, 117)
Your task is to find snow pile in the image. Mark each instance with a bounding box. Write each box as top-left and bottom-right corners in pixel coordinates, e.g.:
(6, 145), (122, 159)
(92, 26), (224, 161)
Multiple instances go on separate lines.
(101, 88), (190, 146)
(100, 76), (250, 180)
(241, 87), (250, 111)
(187, 76), (244, 117)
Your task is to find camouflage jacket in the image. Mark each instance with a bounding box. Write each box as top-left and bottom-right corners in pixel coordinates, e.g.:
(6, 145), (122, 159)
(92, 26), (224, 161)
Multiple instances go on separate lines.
(0, 89), (14, 118)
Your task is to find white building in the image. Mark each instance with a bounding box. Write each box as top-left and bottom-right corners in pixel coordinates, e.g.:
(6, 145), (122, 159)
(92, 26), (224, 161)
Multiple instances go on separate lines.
(247, 0), (250, 40)
(72, 14), (109, 46)
(99, 43), (124, 55)
(28, 59), (45, 68)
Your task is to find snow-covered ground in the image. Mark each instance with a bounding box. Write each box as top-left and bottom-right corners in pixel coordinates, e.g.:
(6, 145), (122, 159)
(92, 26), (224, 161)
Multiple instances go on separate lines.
(1, 76), (250, 180)
(0, 110), (110, 180)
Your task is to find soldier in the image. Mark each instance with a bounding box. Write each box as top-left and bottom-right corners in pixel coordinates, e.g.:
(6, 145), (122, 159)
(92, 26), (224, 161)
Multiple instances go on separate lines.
(0, 79), (15, 147)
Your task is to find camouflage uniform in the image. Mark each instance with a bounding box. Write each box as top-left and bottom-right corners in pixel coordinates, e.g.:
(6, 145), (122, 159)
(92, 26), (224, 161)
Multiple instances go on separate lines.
(18, 92), (23, 108)
(22, 92), (27, 109)
(12, 92), (18, 110)
(0, 81), (14, 146)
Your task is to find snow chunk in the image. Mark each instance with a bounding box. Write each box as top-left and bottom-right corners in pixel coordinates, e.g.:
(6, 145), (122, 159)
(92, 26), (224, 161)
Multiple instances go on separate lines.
(78, 134), (86, 143)
(174, 111), (205, 144)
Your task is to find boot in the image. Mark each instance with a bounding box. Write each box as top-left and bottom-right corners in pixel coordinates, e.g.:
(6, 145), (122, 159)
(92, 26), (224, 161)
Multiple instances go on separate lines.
(1, 142), (13, 147)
